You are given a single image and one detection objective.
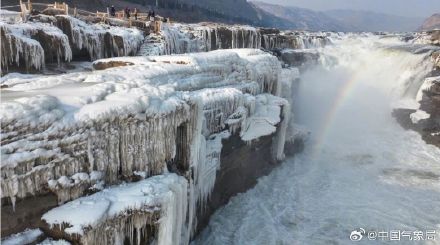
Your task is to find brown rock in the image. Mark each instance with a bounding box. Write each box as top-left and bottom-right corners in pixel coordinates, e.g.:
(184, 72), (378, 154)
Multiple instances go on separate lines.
(93, 60), (135, 70)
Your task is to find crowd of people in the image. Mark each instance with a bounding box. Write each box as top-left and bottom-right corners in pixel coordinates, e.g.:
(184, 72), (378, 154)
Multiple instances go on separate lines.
(108, 5), (156, 21)
(105, 5), (163, 33)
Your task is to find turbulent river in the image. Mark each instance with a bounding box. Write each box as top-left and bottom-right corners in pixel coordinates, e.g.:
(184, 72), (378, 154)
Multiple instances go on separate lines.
(194, 36), (440, 244)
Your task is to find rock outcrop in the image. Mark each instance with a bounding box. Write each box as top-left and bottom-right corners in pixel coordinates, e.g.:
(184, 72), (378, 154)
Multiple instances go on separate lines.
(413, 75), (440, 147)
(276, 49), (320, 70)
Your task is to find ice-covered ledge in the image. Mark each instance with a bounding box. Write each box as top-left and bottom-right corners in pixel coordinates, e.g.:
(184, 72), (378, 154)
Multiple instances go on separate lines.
(42, 173), (187, 245)
(0, 15), (144, 73)
(1, 49), (299, 243)
(138, 22), (331, 56)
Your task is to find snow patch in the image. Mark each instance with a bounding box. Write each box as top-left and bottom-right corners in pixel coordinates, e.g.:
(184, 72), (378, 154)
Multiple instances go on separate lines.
(38, 238), (71, 245)
(240, 94), (287, 141)
(1, 229), (43, 245)
(416, 76), (440, 101)
(410, 109), (431, 124)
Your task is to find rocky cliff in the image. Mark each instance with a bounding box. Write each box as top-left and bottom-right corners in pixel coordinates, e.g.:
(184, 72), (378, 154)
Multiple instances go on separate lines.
(393, 32), (440, 148)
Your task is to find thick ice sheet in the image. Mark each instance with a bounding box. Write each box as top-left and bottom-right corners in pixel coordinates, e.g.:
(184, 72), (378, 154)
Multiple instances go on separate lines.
(43, 173), (187, 244)
(1, 49), (280, 167)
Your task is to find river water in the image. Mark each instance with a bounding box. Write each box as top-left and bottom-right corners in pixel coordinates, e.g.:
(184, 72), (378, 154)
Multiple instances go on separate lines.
(194, 35), (440, 244)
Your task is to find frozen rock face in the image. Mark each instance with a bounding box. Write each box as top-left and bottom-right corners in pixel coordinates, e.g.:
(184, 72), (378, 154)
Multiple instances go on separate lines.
(42, 174), (187, 245)
(139, 22), (331, 56)
(394, 75), (440, 148)
(54, 15), (144, 60)
(1, 15), (144, 73)
(411, 30), (440, 46)
(0, 10), (22, 23)
(417, 76), (440, 131)
(277, 49), (320, 70)
(432, 50), (440, 69)
(1, 49), (294, 243)
(0, 21), (71, 72)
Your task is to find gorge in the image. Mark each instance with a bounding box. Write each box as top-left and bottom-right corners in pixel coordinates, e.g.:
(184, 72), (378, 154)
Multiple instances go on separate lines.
(1, 10), (440, 245)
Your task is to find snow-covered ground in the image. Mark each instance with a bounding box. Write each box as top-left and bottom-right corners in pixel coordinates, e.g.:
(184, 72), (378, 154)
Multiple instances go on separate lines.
(194, 35), (440, 244)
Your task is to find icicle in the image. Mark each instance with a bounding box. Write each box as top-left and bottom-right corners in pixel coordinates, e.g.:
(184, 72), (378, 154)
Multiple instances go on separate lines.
(2, 48), (295, 244)
(55, 15), (143, 60)
(272, 102), (290, 161)
(1, 23), (45, 71)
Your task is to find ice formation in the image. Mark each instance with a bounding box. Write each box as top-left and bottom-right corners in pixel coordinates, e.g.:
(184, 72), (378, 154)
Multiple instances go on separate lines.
(1, 15), (143, 72)
(1, 48), (294, 243)
(411, 31), (440, 46)
(1, 14), (330, 72)
(410, 109), (431, 123)
(416, 76), (440, 102)
(54, 15), (144, 60)
(407, 75), (439, 124)
(0, 10), (22, 23)
(42, 174), (187, 245)
(279, 68), (300, 143)
(0, 21), (71, 71)
(139, 23), (330, 56)
(38, 238), (71, 245)
(1, 228), (43, 245)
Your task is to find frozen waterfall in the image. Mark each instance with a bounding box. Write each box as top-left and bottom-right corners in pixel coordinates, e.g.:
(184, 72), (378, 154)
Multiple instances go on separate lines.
(194, 34), (440, 244)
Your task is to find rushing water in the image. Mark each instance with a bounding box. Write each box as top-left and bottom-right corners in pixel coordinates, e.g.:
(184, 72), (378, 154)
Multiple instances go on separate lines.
(194, 35), (440, 244)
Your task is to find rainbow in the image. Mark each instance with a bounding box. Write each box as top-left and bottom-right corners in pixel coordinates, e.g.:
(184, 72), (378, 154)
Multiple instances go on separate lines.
(311, 72), (361, 157)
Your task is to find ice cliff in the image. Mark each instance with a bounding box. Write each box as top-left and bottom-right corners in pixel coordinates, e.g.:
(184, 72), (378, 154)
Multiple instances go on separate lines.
(1, 13), (330, 74)
(139, 23), (331, 56)
(1, 15), (144, 72)
(1, 49), (299, 244)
